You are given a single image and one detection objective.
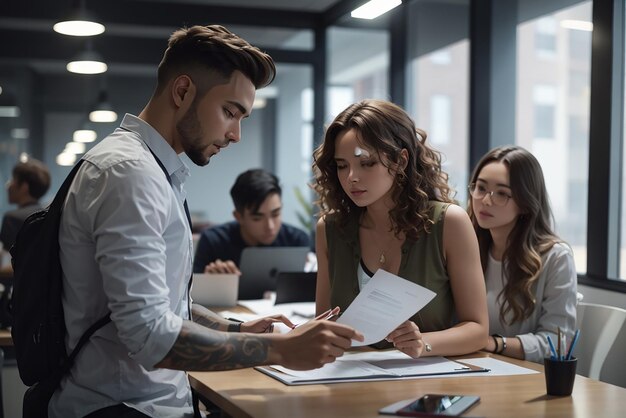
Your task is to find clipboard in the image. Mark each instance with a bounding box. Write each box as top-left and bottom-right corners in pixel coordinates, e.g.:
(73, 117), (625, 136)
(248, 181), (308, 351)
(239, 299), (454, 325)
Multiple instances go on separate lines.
(255, 353), (490, 386)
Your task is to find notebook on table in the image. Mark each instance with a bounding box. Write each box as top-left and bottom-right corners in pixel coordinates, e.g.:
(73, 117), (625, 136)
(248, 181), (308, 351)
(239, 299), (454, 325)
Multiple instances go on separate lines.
(191, 273), (239, 307)
(256, 351), (490, 386)
(238, 247), (310, 300)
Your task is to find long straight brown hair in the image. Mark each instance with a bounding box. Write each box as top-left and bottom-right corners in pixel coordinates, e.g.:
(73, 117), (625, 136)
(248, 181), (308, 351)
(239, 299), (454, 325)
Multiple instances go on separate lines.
(467, 146), (560, 324)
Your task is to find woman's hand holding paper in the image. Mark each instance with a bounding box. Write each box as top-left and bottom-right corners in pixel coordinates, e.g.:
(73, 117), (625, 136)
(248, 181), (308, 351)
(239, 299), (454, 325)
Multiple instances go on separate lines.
(385, 320), (427, 359)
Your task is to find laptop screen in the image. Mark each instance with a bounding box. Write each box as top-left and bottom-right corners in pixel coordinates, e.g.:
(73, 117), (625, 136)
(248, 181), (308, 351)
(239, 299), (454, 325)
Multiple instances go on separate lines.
(238, 246), (310, 300)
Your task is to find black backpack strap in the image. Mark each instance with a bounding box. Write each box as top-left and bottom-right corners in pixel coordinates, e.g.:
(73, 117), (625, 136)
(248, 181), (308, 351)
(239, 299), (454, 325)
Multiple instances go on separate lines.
(10, 160), (85, 260)
(119, 126), (192, 231)
(143, 146), (195, 321)
(47, 160), (85, 216)
(62, 313), (111, 374)
(30, 314), (112, 418)
(51, 160), (112, 374)
(145, 146), (192, 232)
(119, 127), (195, 324)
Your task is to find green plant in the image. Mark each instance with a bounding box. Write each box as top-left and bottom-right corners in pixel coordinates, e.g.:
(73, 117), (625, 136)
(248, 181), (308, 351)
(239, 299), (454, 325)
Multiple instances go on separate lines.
(293, 185), (314, 231)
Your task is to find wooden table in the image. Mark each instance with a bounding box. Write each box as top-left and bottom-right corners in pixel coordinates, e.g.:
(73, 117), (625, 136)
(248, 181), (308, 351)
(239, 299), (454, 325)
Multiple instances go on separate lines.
(189, 352), (626, 418)
(0, 329), (11, 347)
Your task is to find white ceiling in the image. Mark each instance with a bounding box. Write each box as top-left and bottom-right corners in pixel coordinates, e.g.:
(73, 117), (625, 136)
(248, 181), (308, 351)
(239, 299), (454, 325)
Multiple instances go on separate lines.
(0, 0), (355, 74)
(139, 0), (342, 12)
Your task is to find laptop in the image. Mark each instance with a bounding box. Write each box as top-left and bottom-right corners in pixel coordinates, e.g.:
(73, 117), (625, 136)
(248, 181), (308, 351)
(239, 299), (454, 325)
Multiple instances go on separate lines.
(238, 247), (310, 300)
(191, 273), (239, 307)
(274, 271), (317, 304)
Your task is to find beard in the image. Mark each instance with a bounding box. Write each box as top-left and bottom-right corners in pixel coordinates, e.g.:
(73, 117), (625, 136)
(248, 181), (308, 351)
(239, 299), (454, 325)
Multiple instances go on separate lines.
(176, 101), (211, 167)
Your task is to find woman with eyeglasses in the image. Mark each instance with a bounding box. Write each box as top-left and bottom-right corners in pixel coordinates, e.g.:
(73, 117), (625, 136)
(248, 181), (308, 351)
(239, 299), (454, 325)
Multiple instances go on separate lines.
(313, 99), (488, 359)
(467, 145), (577, 363)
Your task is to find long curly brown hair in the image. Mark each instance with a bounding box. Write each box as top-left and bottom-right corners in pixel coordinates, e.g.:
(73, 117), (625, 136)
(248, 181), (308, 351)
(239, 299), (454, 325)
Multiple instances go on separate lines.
(467, 146), (560, 325)
(312, 99), (454, 239)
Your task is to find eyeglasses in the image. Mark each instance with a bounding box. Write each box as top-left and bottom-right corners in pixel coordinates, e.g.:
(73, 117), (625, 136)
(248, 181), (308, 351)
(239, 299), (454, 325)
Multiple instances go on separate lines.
(468, 183), (512, 206)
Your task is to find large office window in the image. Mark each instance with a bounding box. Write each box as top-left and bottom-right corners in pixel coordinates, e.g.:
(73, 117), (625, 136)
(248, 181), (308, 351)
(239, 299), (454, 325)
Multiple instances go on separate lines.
(620, 4), (626, 280)
(228, 25), (314, 51)
(273, 64), (314, 231)
(516, 1), (592, 273)
(326, 27), (389, 122)
(406, 0), (470, 201)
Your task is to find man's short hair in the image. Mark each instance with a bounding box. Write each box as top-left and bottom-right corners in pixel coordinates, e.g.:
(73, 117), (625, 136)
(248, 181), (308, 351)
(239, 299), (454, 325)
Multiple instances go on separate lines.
(230, 169), (282, 214)
(12, 159), (51, 200)
(156, 25), (276, 95)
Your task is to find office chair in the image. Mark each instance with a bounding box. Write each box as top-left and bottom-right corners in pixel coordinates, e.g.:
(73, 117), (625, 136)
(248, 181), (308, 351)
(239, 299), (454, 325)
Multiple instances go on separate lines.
(574, 302), (626, 388)
(0, 285), (11, 329)
(0, 348), (4, 418)
(0, 272), (12, 329)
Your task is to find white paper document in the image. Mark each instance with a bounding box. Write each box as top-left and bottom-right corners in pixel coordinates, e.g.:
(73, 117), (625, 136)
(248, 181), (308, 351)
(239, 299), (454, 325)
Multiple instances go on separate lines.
(336, 269), (436, 346)
(256, 350), (489, 385)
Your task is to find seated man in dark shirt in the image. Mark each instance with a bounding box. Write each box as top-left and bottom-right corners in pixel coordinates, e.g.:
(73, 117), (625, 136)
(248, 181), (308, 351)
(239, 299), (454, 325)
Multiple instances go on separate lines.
(0, 158), (51, 253)
(193, 168), (310, 274)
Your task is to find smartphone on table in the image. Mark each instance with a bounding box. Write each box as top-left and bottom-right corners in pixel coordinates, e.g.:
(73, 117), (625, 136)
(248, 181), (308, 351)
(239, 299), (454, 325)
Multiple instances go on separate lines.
(379, 394), (480, 416)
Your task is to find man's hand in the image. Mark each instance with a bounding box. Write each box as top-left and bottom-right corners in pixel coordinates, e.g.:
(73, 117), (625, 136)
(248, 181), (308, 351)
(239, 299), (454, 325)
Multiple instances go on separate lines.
(241, 314), (295, 333)
(268, 320), (364, 370)
(204, 259), (241, 275)
(385, 320), (426, 359)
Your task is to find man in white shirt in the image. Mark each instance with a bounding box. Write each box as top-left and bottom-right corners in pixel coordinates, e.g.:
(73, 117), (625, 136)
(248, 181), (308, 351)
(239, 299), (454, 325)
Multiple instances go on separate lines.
(53, 25), (362, 418)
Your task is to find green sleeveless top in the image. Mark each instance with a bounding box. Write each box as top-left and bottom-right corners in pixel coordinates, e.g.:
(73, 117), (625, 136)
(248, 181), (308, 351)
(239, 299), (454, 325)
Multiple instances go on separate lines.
(325, 201), (455, 334)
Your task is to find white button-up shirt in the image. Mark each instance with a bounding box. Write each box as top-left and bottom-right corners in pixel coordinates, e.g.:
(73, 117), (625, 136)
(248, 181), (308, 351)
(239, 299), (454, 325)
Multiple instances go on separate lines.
(51, 114), (195, 417)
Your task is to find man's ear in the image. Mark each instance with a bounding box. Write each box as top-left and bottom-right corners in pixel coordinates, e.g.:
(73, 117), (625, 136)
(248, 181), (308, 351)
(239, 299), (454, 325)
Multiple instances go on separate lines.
(233, 210), (243, 223)
(171, 75), (196, 109)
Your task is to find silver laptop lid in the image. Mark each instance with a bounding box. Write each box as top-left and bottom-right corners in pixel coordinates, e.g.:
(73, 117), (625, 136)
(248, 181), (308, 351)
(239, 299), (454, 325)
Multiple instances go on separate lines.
(191, 273), (239, 307)
(238, 246), (309, 300)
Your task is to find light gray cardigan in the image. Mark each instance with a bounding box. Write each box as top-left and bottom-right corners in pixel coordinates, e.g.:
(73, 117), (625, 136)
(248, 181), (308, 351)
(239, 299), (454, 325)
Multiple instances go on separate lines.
(486, 242), (578, 363)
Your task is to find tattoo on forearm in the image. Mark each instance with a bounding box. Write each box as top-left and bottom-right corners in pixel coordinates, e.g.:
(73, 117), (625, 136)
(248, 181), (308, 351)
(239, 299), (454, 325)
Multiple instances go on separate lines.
(191, 304), (227, 331)
(193, 314), (222, 330)
(157, 321), (270, 371)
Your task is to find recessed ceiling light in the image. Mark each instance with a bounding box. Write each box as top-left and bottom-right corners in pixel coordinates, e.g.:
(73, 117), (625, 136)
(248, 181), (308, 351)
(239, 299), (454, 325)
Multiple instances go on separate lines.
(11, 128), (30, 139)
(67, 49), (108, 74)
(57, 152), (77, 166)
(0, 92), (20, 117)
(73, 129), (97, 143)
(54, 20), (105, 37)
(54, 3), (105, 36)
(351, 0), (402, 20)
(89, 110), (117, 123)
(89, 90), (118, 122)
(0, 106), (20, 118)
(65, 141), (87, 154)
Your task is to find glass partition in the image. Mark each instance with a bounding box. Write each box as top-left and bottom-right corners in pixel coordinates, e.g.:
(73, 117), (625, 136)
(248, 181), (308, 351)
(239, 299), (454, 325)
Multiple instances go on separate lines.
(406, 0), (470, 201)
(326, 26), (389, 122)
(516, 1), (592, 273)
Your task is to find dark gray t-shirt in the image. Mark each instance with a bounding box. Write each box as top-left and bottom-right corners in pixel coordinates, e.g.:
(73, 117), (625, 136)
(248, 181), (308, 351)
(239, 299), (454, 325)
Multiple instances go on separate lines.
(0, 203), (41, 250)
(193, 220), (310, 273)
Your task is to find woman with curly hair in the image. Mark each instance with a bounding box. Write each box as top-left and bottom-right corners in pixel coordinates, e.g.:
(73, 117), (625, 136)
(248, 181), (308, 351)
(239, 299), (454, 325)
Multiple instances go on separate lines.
(313, 99), (488, 359)
(467, 145), (577, 363)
